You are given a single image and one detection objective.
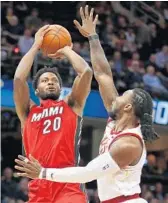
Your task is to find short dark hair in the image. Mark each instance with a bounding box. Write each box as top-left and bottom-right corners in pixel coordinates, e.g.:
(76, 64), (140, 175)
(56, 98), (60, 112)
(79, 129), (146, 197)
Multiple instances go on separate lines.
(33, 67), (62, 90)
(132, 88), (159, 142)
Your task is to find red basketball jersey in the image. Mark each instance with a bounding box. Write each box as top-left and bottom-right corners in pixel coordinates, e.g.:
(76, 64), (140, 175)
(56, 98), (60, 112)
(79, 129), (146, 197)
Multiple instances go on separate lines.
(23, 99), (86, 202)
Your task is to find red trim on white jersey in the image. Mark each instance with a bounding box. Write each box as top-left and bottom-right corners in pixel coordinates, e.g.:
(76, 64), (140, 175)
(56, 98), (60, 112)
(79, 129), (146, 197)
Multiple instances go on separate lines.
(108, 133), (143, 151)
(101, 193), (140, 203)
(110, 130), (121, 135)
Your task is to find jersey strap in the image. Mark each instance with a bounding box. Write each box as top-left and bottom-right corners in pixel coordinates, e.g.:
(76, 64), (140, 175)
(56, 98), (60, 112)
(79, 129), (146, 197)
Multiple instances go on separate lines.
(108, 133), (143, 151)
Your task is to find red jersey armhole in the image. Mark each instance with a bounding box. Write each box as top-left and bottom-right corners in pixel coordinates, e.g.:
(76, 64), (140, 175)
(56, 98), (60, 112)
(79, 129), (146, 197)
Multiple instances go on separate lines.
(29, 104), (37, 111)
(29, 99), (37, 111)
(62, 100), (82, 118)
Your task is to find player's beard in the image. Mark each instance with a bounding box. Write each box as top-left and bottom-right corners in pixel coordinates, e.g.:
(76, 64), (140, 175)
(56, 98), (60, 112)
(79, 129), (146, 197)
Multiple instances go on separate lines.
(39, 91), (60, 100)
(108, 110), (117, 120)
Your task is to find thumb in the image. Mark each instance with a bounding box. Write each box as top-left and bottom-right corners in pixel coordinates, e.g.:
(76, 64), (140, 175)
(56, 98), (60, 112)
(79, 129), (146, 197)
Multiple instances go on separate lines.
(48, 51), (61, 58)
(73, 20), (82, 30)
(29, 154), (39, 163)
(48, 54), (56, 58)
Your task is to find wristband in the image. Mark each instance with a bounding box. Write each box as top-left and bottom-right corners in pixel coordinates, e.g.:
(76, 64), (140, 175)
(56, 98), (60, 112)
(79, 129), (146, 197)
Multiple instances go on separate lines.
(88, 34), (99, 41)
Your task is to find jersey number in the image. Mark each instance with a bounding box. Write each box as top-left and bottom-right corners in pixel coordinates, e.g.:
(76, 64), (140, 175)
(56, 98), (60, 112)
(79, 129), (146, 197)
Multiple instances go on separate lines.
(43, 117), (61, 135)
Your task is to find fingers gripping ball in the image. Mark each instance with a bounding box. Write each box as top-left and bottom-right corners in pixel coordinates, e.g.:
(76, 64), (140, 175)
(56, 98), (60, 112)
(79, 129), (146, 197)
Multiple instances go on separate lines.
(41, 25), (72, 56)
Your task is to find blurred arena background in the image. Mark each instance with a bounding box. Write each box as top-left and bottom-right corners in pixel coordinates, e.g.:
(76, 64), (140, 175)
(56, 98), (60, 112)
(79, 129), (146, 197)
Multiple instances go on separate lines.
(1, 1), (168, 203)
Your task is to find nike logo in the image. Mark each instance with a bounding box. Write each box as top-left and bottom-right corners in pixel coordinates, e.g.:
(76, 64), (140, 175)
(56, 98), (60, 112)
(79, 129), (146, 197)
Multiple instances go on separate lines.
(51, 173), (54, 179)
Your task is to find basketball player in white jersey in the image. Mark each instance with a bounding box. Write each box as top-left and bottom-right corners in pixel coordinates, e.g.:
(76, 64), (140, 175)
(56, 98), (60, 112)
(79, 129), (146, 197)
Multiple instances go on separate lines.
(15, 6), (159, 203)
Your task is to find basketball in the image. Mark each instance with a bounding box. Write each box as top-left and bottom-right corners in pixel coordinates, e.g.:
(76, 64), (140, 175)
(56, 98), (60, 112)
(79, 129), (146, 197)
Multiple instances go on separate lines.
(41, 25), (72, 56)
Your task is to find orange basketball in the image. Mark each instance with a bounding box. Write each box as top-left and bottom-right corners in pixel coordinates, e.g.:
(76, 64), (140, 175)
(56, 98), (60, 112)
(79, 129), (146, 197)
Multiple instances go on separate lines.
(41, 25), (72, 56)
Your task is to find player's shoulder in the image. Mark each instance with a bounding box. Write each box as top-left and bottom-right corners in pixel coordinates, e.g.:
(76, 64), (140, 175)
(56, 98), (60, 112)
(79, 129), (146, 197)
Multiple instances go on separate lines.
(115, 135), (142, 146)
(109, 136), (142, 168)
(110, 133), (143, 159)
(111, 132), (142, 150)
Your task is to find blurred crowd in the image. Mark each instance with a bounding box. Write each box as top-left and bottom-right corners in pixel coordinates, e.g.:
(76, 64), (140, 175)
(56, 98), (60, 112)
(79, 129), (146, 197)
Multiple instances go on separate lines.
(140, 151), (168, 203)
(1, 1), (168, 99)
(1, 150), (168, 203)
(1, 168), (28, 203)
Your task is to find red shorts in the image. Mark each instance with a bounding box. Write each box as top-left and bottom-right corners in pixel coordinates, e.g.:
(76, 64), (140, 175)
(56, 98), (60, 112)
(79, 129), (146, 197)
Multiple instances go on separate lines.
(27, 179), (87, 203)
(27, 194), (87, 203)
(53, 193), (87, 203)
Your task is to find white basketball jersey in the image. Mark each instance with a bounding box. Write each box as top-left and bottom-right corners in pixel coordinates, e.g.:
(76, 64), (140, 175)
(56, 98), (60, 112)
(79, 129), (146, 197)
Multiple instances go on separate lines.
(97, 118), (147, 201)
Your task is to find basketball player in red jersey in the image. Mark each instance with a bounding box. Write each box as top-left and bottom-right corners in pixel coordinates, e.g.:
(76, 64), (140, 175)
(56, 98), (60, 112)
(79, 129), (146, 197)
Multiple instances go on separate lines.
(15, 7), (159, 203)
(14, 24), (93, 203)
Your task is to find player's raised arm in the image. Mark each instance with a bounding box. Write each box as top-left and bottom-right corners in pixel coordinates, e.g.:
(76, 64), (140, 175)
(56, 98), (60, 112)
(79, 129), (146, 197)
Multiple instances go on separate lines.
(74, 6), (118, 112)
(48, 46), (93, 116)
(14, 25), (50, 125)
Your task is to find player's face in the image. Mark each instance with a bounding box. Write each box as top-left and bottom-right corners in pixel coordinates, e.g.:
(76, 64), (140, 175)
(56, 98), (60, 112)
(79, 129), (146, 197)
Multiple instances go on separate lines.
(109, 90), (133, 120)
(36, 72), (61, 100)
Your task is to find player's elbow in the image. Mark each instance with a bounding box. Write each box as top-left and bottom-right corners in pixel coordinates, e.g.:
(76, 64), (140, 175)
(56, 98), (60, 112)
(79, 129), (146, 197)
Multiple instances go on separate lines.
(94, 68), (111, 78)
(110, 142), (140, 169)
(14, 77), (21, 87)
(84, 67), (93, 75)
(13, 77), (24, 87)
(14, 76), (25, 84)
(80, 67), (93, 81)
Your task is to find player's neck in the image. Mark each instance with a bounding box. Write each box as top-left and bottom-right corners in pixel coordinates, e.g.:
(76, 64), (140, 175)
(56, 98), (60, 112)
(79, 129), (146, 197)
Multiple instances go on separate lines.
(40, 98), (58, 103)
(113, 113), (138, 132)
(39, 98), (59, 106)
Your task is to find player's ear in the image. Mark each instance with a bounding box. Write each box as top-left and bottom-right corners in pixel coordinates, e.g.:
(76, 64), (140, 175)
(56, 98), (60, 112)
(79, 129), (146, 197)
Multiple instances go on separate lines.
(124, 103), (132, 112)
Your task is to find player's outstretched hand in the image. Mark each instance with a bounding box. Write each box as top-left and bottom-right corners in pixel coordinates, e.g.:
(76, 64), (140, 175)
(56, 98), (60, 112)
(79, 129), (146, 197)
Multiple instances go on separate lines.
(48, 44), (73, 59)
(14, 154), (42, 179)
(33, 25), (51, 49)
(74, 5), (98, 38)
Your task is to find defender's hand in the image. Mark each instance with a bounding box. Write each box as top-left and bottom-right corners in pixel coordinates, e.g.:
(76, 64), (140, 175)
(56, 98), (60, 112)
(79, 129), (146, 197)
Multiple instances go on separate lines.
(74, 5), (98, 38)
(33, 25), (51, 49)
(48, 44), (73, 59)
(15, 155), (42, 179)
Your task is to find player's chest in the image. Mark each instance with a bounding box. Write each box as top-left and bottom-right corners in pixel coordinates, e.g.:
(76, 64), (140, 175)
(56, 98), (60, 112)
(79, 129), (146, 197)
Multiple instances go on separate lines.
(26, 105), (76, 136)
